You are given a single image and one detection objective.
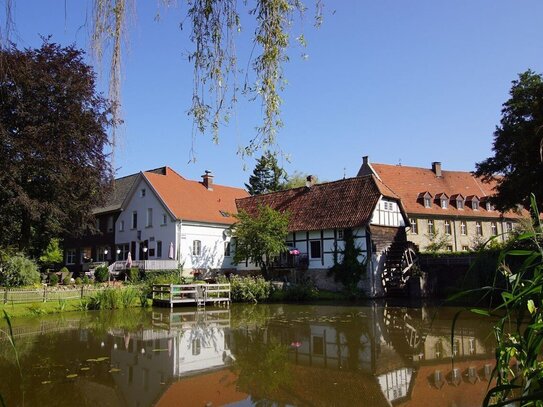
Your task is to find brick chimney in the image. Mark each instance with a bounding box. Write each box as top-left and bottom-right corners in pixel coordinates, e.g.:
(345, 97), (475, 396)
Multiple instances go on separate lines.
(432, 162), (442, 177)
(202, 170), (214, 190)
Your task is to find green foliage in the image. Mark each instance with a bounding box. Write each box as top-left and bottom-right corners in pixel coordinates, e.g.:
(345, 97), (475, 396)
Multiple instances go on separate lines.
(88, 287), (139, 310)
(62, 276), (72, 285)
(82, 276), (90, 285)
(475, 70), (543, 211)
(279, 282), (318, 301)
(59, 266), (69, 275)
(281, 171), (320, 189)
(0, 40), (114, 255)
(245, 152), (286, 195)
(453, 195), (543, 405)
(48, 274), (59, 286)
(38, 238), (63, 269)
(229, 276), (273, 303)
(74, 277), (82, 285)
(423, 231), (451, 253)
(26, 303), (47, 316)
(94, 266), (109, 282)
(232, 205), (289, 276)
(328, 229), (366, 291)
(0, 254), (40, 287)
(127, 267), (140, 283)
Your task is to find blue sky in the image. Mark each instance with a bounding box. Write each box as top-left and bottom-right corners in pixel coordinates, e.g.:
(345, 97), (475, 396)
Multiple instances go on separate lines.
(5, 1), (543, 188)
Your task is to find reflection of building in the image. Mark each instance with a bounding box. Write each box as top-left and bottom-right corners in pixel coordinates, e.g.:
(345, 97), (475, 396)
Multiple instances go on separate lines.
(108, 309), (234, 407)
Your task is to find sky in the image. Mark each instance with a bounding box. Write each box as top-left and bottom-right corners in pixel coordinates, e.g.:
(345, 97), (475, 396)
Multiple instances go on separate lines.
(4, 1), (543, 188)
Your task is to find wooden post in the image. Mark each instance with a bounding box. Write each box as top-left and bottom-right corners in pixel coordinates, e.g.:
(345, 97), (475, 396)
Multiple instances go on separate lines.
(3, 289), (7, 304)
(170, 284), (173, 309)
(43, 285), (47, 303)
(81, 285), (84, 299)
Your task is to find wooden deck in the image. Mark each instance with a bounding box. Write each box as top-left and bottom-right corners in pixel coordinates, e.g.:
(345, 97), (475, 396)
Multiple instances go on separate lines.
(152, 283), (231, 308)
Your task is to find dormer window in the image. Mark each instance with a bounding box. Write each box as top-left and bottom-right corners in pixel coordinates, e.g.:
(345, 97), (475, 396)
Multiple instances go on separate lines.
(466, 195), (480, 211)
(436, 193), (449, 209)
(419, 192), (433, 208)
(457, 199), (464, 209)
(485, 202), (493, 211)
(451, 194), (465, 209)
(140, 188), (146, 197)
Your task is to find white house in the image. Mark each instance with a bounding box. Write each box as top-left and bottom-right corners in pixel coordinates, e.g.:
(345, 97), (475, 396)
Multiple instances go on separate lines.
(236, 175), (410, 296)
(114, 167), (248, 275)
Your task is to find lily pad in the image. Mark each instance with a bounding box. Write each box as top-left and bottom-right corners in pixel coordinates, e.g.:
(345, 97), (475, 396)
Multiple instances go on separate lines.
(66, 374), (78, 379)
(109, 368), (121, 373)
(86, 358), (97, 362)
(41, 381), (52, 385)
(80, 367), (90, 371)
(95, 357), (109, 362)
(152, 349), (168, 352)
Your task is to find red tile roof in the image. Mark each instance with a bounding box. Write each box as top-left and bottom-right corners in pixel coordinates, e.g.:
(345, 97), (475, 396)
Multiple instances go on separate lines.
(236, 175), (399, 232)
(367, 163), (523, 219)
(143, 167), (249, 225)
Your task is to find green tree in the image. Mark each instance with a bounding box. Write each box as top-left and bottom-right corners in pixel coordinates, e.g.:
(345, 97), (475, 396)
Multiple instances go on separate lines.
(231, 205), (289, 278)
(281, 171), (319, 189)
(329, 228), (366, 292)
(0, 41), (114, 256)
(38, 238), (63, 270)
(245, 152), (286, 195)
(475, 70), (543, 211)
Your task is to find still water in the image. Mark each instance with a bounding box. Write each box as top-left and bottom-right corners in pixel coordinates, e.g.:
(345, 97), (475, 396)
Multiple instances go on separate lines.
(0, 303), (495, 407)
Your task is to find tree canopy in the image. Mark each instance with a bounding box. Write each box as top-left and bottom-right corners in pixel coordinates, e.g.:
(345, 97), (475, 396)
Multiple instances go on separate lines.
(245, 152), (286, 195)
(0, 41), (114, 256)
(475, 70), (543, 211)
(231, 205), (289, 276)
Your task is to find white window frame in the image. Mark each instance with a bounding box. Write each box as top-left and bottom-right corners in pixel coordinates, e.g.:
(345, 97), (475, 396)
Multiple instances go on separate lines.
(476, 221), (483, 236)
(441, 199), (448, 209)
(410, 219), (418, 234)
(310, 240), (321, 259)
(427, 219), (435, 235)
(132, 211), (138, 229)
(119, 220), (125, 232)
(224, 241), (231, 257)
(472, 201), (479, 210)
(161, 213), (168, 225)
(460, 221), (467, 235)
(424, 197), (432, 208)
(506, 222), (513, 233)
(444, 220), (451, 235)
(491, 222), (498, 236)
(146, 208), (153, 227)
(192, 240), (202, 256)
(140, 188), (146, 197)
(66, 249), (76, 265)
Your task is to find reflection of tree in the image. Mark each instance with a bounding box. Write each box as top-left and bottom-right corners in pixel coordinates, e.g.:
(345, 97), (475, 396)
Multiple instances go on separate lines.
(333, 311), (373, 371)
(232, 327), (291, 403)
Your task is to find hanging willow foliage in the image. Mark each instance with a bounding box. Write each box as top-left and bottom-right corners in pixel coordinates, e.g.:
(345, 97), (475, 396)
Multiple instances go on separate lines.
(1, 0), (324, 159)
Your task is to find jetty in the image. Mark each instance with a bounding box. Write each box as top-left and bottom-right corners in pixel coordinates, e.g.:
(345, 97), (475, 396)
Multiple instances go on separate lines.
(152, 283), (231, 308)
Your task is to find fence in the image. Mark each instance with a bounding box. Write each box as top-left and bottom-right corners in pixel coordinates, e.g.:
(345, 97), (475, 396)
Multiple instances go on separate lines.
(1, 286), (108, 304)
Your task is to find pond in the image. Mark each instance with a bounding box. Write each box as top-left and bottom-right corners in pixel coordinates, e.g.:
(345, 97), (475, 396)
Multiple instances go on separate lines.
(0, 302), (496, 407)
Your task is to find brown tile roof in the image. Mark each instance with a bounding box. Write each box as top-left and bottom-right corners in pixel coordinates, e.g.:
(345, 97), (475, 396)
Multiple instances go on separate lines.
(144, 167), (249, 225)
(369, 163), (523, 219)
(236, 175), (396, 232)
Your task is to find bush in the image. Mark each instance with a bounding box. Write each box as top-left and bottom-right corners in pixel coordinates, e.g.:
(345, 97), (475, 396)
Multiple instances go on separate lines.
(63, 276), (72, 285)
(49, 273), (59, 286)
(127, 267), (140, 283)
(88, 287), (138, 310)
(94, 266), (109, 282)
(0, 254), (40, 287)
(82, 275), (90, 285)
(75, 277), (82, 285)
(229, 275), (272, 303)
(59, 266), (70, 275)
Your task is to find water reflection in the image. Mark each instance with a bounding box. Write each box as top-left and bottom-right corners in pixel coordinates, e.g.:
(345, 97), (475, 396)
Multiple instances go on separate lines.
(0, 303), (495, 407)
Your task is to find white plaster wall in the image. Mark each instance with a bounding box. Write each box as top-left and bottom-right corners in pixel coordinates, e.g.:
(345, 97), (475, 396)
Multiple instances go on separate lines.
(371, 197), (406, 227)
(179, 222), (235, 271)
(115, 177), (177, 260)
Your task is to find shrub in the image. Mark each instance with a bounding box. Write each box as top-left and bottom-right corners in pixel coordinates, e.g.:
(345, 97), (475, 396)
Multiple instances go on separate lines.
(282, 282), (318, 301)
(88, 287), (138, 310)
(229, 275), (272, 303)
(82, 275), (90, 285)
(127, 267), (140, 283)
(94, 266), (109, 282)
(0, 254), (40, 287)
(59, 266), (70, 275)
(75, 277), (82, 285)
(63, 276), (72, 285)
(49, 273), (59, 286)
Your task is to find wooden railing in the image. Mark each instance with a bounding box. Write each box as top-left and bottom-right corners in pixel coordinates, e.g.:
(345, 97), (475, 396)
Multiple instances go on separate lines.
(152, 283), (231, 307)
(1, 286), (108, 304)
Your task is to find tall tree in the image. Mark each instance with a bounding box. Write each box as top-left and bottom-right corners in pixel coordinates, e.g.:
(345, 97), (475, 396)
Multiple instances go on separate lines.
(245, 152), (286, 195)
(231, 205), (289, 278)
(281, 171), (319, 189)
(0, 40), (114, 256)
(475, 70), (543, 211)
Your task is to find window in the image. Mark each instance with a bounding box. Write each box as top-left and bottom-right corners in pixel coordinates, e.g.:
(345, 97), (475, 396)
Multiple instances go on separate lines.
(444, 220), (451, 235)
(460, 221), (467, 235)
(107, 216), (114, 232)
(66, 249), (76, 265)
(427, 219), (435, 235)
(117, 244), (129, 260)
(472, 201), (479, 210)
(441, 199), (448, 209)
(410, 219), (418, 234)
(457, 199), (464, 209)
(506, 222), (513, 233)
(310, 240), (321, 259)
(157, 241), (162, 258)
(97, 247), (110, 262)
(424, 197), (432, 208)
(446, 245), (453, 252)
(146, 208), (153, 227)
(312, 336), (324, 355)
(140, 188), (146, 197)
(383, 201), (394, 211)
(192, 338), (201, 356)
(119, 220), (125, 232)
(80, 247), (92, 263)
(148, 248), (155, 257)
(224, 241), (231, 257)
(192, 240), (201, 256)
(337, 229), (344, 240)
(486, 202), (494, 211)
(162, 214), (167, 225)
(462, 245), (469, 251)
(476, 221), (483, 236)
(132, 211), (138, 229)
(491, 222), (498, 236)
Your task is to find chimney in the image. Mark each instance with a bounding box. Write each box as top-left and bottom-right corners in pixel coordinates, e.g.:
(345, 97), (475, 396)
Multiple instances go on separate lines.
(305, 175), (315, 188)
(363, 156), (369, 166)
(432, 162), (442, 177)
(202, 170), (214, 190)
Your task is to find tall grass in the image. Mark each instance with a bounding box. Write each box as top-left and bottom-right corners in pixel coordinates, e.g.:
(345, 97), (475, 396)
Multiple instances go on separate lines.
(88, 287), (139, 310)
(452, 195), (543, 406)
